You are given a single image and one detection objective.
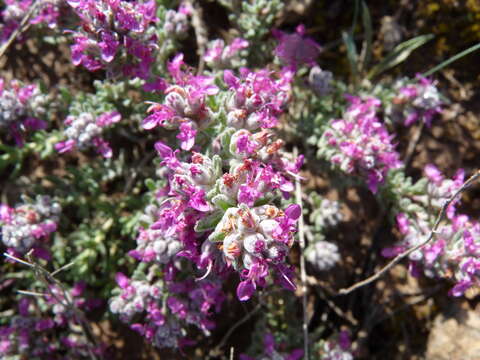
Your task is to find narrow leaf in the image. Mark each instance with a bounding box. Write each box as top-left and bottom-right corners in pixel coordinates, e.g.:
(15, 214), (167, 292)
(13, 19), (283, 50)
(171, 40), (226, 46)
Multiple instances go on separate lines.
(368, 34), (434, 79)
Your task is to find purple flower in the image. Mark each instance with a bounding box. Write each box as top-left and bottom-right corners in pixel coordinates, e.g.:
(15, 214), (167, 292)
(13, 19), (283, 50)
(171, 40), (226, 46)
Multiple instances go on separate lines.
(99, 31), (119, 63)
(449, 279), (472, 297)
(424, 239), (445, 265)
(273, 24), (321, 68)
(1, 196), (60, 254)
(284, 204), (301, 220)
(92, 137), (113, 158)
(0, 204), (13, 222)
(35, 318), (55, 331)
(236, 280), (255, 301)
(186, 188), (211, 212)
(167, 297), (188, 319)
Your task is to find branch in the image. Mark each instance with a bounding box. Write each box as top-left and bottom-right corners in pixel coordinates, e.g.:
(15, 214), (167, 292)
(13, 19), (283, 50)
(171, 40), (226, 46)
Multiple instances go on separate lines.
(294, 146), (309, 360)
(210, 302), (262, 356)
(338, 169), (480, 295)
(187, 0), (208, 75)
(6, 252), (100, 360)
(0, 0), (40, 59)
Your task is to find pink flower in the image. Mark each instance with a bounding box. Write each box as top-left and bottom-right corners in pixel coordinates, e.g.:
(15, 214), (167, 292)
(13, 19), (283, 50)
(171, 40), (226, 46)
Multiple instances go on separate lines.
(177, 122), (197, 151)
(115, 272), (129, 289)
(0, 204), (14, 223)
(55, 139), (76, 154)
(92, 137), (113, 158)
(96, 111), (121, 127)
(424, 164), (443, 185)
(99, 31), (119, 63)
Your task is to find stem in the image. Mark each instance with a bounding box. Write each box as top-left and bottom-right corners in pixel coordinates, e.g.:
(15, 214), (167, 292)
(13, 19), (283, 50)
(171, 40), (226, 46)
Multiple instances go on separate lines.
(404, 121), (425, 168)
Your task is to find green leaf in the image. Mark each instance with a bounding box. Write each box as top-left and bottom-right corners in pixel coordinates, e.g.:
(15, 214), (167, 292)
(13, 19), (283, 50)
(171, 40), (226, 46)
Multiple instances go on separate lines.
(342, 31), (358, 79)
(368, 34), (434, 79)
(212, 194), (235, 211)
(212, 155), (223, 178)
(207, 230), (226, 243)
(410, 178), (428, 195)
(220, 128), (235, 151)
(59, 87), (73, 104)
(145, 178), (156, 191)
(360, 0), (373, 72)
(194, 210), (224, 232)
(421, 42), (480, 77)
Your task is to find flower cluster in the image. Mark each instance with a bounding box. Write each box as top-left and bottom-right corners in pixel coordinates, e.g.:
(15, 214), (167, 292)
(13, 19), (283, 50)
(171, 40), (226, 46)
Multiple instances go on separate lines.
(0, 195), (61, 255)
(309, 66), (333, 97)
(210, 204), (300, 300)
(132, 205), (183, 264)
(142, 54), (219, 149)
(306, 240), (340, 271)
(0, 79), (49, 146)
(148, 141), (301, 302)
(66, 0), (158, 77)
(163, 5), (190, 38)
(224, 66), (294, 130)
(316, 331), (354, 360)
(382, 165), (480, 296)
(204, 37), (249, 69)
(115, 52), (304, 349)
(55, 111), (121, 158)
(389, 76), (443, 127)
(309, 196), (343, 231)
(319, 95), (402, 192)
(0, 288), (103, 358)
(240, 333), (303, 360)
(109, 270), (225, 348)
(0, 0), (62, 43)
(383, 164), (465, 260)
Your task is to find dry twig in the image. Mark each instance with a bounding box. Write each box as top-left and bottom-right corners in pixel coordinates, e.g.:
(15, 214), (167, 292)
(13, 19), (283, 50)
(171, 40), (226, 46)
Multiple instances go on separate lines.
(187, 0), (208, 75)
(210, 303), (262, 356)
(294, 146), (310, 360)
(5, 252), (99, 360)
(0, 0), (40, 59)
(338, 169), (480, 295)
(404, 121), (425, 168)
(314, 286), (358, 326)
